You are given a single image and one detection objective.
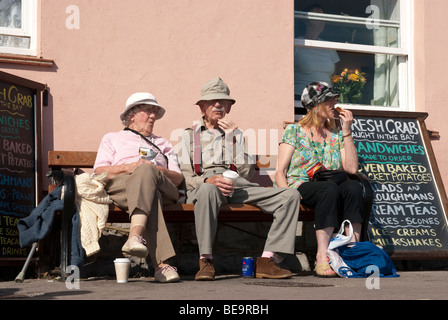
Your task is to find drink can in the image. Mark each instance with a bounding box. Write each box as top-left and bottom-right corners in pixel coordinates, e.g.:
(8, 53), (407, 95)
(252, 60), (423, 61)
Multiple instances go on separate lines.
(242, 257), (254, 277)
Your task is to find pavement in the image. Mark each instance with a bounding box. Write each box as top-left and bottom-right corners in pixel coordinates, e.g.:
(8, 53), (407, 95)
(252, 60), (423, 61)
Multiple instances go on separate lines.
(1, 270), (446, 317)
(1, 270), (447, 301)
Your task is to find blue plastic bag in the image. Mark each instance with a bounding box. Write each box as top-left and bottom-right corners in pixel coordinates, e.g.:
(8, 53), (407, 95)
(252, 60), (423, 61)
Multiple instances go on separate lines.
(337, 241), (399, 278)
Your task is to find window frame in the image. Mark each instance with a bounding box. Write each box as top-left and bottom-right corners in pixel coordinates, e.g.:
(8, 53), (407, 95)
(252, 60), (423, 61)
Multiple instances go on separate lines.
(294, 0), (414, 112)
(0, 0), (38, 56)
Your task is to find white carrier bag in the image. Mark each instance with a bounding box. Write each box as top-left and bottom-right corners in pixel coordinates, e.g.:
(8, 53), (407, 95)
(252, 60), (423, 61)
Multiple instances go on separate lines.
(326, 219), (355, 277)
(328, 219), (353, 250)
(326, 249), (354, 278)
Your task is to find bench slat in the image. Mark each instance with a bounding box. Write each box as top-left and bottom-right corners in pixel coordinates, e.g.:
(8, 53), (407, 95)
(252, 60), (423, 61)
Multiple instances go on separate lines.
(48, 150), (97, 168)
(107, 203), (315, 223)
(48, 150), (276, 170)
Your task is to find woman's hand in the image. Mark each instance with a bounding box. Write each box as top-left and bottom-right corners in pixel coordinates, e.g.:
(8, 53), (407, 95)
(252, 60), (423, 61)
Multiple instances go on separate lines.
(126, 159), (153, 173)
(274, 143), (295, 188)
(94, 159), (152, 178)
(338, 109), (354, 135)
(338, 109), (358, 174)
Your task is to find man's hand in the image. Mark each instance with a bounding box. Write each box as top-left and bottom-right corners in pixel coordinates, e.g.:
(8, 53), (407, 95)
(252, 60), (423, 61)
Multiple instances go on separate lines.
(205, 175), (234, 196)
(217, 118), (238, 132)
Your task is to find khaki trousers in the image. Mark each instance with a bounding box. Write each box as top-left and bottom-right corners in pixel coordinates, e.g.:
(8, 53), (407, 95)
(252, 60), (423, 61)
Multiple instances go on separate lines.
(186, 177), (301, 255)
(105, 163), (178, 266)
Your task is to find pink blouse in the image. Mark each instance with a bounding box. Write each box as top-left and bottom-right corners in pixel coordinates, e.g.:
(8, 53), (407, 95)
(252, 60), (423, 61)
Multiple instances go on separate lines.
(93, 130), (181, 174)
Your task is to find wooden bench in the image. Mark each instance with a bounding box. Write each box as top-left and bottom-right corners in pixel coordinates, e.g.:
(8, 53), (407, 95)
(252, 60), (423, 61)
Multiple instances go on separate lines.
(47, 151), (324, 221)
(45, 150), (373, 279)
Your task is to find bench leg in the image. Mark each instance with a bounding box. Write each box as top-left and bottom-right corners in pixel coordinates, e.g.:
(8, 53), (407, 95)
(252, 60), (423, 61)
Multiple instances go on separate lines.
(60, 171), (76, 281)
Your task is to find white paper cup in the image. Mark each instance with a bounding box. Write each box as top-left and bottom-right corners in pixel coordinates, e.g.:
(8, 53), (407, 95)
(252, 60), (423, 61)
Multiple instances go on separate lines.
(114, 258), (131, 283)
(222, 170), (239, 196)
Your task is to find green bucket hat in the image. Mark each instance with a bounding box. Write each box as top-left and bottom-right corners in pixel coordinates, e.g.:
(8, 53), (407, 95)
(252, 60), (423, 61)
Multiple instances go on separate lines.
(195, 77), (236, 105)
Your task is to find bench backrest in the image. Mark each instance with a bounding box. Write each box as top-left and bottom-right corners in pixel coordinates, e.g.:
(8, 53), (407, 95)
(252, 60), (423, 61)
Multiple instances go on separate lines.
(47, 151), (277, 170)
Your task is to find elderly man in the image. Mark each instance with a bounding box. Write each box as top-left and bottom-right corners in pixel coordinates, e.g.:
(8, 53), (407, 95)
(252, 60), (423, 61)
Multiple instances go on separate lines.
(178, 78), (301, 280)
(94, 92), (182, 283)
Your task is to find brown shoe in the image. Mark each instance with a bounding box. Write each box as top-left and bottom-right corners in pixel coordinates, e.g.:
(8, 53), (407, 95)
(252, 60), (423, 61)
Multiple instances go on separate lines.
(255, 257), (292, 279)
(195, 258), (215, 281)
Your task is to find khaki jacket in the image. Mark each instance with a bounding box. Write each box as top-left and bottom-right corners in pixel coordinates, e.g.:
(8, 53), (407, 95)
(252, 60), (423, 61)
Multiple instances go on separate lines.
(178, 118), (255, 190)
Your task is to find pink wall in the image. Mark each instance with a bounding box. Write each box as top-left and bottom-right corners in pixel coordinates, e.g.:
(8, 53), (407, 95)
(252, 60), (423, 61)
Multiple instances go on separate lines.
(44, 0), (293, 153)
(414, 0), (448, 191)
(2, 0), (294, 186)
(1, 0), (448, 193)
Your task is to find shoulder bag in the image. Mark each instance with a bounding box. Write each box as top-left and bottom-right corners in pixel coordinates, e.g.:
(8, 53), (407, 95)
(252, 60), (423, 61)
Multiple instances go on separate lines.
(312, 169), (349, 184)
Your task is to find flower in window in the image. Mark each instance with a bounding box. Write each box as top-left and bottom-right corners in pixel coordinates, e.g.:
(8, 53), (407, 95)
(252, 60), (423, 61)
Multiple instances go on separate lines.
(331, 69), (366, 104)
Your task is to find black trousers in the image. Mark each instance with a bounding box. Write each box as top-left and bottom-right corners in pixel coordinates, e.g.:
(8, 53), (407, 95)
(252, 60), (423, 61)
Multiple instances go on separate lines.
(298, 179), (364, 230)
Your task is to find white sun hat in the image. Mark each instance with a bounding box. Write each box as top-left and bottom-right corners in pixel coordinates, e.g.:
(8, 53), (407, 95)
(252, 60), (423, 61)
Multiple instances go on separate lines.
(120, 92), (166, 121)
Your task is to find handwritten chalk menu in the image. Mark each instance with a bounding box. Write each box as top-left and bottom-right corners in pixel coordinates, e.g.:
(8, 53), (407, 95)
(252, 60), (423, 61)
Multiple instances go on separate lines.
(351, 110), (448, 259)
(0, 72), (44, 260)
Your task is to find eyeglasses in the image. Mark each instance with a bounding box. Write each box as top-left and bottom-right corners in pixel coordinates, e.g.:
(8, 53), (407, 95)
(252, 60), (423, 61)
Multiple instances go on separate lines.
(205, 99), (232, 106)
(137, 105), (160, 115)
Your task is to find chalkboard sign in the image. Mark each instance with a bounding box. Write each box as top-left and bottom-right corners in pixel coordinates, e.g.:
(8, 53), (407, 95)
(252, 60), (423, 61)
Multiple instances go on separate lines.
(0, 71), (45, 262)
(352, 110), (448, 259)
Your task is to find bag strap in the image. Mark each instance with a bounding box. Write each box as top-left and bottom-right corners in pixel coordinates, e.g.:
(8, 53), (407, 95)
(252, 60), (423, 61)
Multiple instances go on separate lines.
(338, 219), (353, 238)
(192, 123), (236, 176)
(124, 127), (169, 166)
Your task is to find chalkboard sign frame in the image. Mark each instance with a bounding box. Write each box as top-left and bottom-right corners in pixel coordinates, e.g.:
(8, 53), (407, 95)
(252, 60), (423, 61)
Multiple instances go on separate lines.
(351, 109), (448, 260)
(0, 71), (45, 265)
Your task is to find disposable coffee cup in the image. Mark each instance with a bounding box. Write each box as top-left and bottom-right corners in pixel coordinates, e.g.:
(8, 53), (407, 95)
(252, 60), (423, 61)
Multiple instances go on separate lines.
(222, 170), (239, 197)
(114, 258), (131, 283)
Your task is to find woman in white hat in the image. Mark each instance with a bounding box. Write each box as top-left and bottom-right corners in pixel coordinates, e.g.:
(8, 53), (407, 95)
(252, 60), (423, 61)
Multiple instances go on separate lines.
(93, 92), (183, 283)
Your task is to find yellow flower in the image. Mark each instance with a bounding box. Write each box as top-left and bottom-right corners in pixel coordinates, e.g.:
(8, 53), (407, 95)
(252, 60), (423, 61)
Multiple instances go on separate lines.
(331, 75), (342, 83)
(348, 73), (359, 81)
(331, 67), (367, 104)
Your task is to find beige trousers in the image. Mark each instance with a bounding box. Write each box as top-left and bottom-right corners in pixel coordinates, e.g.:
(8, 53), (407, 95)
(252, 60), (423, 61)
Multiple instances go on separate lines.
(105, 163), (178, 266)
(186, 177), (301, 256)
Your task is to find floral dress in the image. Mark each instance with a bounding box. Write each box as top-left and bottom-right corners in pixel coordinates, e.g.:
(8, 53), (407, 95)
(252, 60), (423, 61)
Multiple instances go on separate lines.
(275, 123), (345, 189)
